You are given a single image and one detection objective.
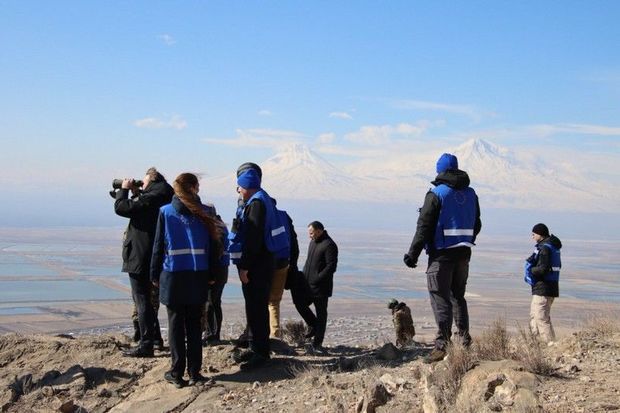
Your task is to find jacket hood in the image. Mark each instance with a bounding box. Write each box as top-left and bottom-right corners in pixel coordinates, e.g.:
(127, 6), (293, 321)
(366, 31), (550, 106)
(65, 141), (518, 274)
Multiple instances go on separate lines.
(144, 179), (174, 199)
(432, 169), (471, 190)
(540, 234), (562, 250)
(171, 194), (203, 215)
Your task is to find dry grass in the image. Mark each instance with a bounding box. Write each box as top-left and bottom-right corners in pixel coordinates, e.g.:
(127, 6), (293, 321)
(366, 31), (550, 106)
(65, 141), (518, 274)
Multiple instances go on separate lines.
(282, 320), (308, 347)
(432, 341), (477, 407)
(511, 324), (555, 376)
(473, 317), (511, 361)
(582, 311), (620, 338)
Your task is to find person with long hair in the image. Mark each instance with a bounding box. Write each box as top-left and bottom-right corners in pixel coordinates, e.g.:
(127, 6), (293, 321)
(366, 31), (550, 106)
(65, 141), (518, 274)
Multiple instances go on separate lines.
(151, 173), (222, 388)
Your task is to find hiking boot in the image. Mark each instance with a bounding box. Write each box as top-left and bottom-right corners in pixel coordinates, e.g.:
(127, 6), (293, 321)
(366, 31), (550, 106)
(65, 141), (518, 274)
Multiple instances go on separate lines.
(122, 346), (154, 358)
(164, 371), (187, 389)
(188, 373), (214, 386)
(305, 344), (328, 356)
(239, 353), (270, 371)
(423, 348), (446, 364)
(153, 339), (165, 352)
(232, 349), (255, 364)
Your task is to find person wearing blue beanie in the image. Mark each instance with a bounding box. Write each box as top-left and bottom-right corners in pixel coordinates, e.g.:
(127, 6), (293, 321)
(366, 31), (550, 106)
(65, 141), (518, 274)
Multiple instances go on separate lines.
(436, 153), (459, 174)
(230, 162), (277, 371)
(237, 169), (262, 190)
(404, 151), (481, 363)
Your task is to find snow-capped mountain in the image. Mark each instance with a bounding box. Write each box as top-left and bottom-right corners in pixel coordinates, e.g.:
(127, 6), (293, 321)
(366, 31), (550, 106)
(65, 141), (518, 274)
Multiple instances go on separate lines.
(202, 139), (616, 212)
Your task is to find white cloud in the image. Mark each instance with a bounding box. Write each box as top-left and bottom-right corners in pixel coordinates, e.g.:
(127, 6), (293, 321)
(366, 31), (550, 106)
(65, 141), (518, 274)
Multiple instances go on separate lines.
(158, 34), (176, 45)
(258, 109), (273, 116)
(344, 122), (430, 145)
(527, 123), (620, 137)
(329, 111), (353, 120)
(133, 115), (187, 130)
(389, 99), (494, 122)
(317, 133), (336, 144)
(204, 128), (306, 148)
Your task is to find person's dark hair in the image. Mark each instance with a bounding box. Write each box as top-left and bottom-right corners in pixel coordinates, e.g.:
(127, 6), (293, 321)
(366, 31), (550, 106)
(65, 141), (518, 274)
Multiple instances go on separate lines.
(145, 166), (165, 182)
(308, 221), (324, 231)
(236, 162), (262, 178)
(173, 173), (220, 239)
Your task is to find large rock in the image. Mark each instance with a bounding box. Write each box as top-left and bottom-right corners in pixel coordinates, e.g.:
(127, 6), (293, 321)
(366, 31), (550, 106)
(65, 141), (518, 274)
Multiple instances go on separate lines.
(455, 360), (541, 412)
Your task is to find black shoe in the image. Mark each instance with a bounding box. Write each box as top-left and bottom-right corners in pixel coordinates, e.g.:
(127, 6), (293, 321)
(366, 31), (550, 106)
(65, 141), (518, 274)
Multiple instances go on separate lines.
(203, 337), (221, 347)
(164, 371), (187, 389)
(122, 346), (154, 358)
(153, 339), (165, 352)
(232, 349), (255, 364)
(188, 373), (214, 386)
(239, 353), (270, 371)
(305, 344), (327, 356)
(423, 348), (446, 364)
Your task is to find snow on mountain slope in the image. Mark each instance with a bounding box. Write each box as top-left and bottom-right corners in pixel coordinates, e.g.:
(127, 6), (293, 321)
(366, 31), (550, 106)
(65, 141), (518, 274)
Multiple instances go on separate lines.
(202, 139), (616, 212)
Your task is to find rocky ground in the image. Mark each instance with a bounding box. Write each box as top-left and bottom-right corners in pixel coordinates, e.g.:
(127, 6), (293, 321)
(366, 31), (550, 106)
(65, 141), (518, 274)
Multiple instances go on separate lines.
(1, 316), (619, 413)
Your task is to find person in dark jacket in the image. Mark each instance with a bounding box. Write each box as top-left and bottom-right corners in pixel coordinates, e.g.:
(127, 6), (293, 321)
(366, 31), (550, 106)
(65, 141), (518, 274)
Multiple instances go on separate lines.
(151, 173), (222, 388)
(229, 163), (277, 371)
(404, 153), (481, 363)
(114, 167), (173, 357)
(201, 210), (230, 346)
(526, 223), (562, 344)
(298, 221), (338, 353)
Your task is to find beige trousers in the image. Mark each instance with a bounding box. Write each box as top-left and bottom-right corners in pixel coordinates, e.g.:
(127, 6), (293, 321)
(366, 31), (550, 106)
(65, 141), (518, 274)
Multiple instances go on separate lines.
(530, 295), (556, 343)
(269, 266), (289, 338)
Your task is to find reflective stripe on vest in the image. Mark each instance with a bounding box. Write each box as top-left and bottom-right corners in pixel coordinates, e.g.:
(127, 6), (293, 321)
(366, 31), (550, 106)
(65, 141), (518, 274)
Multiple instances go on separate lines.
(429, 184), (477, 250)
(167, 248), (206, 256)
(161, 204), (210, 272)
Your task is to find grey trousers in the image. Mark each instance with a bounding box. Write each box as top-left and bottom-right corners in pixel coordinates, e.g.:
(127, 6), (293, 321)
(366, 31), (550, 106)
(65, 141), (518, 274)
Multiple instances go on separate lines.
(426, 258), (471, 350)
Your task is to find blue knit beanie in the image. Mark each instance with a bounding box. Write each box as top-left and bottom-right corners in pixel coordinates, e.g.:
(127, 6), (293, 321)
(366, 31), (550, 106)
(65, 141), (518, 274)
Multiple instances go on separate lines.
(436, 153), (458, 173)
(237, 169), (261, 189)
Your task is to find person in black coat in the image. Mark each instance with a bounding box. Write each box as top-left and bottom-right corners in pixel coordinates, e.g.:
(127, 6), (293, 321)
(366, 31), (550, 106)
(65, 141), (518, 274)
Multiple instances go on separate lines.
(151, 173), (222, 388)
(114, 167), (173, 357)
(298, 221), (338, 352)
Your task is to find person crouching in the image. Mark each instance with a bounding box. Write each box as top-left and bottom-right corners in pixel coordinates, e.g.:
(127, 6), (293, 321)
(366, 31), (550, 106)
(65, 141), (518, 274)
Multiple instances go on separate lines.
(151, 173), (222, 388)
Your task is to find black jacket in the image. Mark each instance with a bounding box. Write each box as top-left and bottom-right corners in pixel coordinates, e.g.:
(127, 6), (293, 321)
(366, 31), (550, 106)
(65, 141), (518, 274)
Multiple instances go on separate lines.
(531, 234), (562, 297)
(284, 213), (301, 290)
(237, 198), (274, 272)
(407, 169), (481, 264)
(303, 231), (338, 297)
(114, 179), (173, 276)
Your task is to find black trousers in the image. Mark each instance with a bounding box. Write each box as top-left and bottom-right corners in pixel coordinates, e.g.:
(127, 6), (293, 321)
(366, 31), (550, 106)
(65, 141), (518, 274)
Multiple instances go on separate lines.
(426, 258), (471, 350)
(294, 292), (329, 347)
(205, 282), (225, 340)
(167, 304), (203, 378)
(241, 264), (272, 357)
(129, 275), (157, 350)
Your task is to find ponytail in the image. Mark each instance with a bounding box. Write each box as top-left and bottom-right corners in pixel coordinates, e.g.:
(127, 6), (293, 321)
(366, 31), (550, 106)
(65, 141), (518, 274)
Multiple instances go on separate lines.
(173, 173), (221, 240)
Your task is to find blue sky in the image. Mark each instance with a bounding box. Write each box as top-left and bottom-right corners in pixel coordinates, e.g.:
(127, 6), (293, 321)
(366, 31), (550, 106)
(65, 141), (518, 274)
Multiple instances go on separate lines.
(1, 1), (619, 224)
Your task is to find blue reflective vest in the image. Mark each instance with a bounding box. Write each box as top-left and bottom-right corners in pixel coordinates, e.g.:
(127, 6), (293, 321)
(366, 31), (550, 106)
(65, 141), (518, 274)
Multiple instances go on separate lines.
(524, 243), (561, 286)
(429, 184), (477, 250)
(227, 189), (290, 265)
(161, 204), (210, 272)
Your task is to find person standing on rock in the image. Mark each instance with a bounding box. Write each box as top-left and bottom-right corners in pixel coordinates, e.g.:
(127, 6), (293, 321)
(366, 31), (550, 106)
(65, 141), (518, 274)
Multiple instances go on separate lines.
(114, 167), (173, 358)
(151, 173), (223, 387)
(404, 153), (481, 363)
(228, 163), (289, 370)
(524, 223), (562, 344)
(297, 221), (338, 354)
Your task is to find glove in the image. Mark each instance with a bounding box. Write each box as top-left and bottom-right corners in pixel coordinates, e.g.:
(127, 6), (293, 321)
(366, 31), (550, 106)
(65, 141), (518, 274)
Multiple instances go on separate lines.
(403, 254), (417, 268)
